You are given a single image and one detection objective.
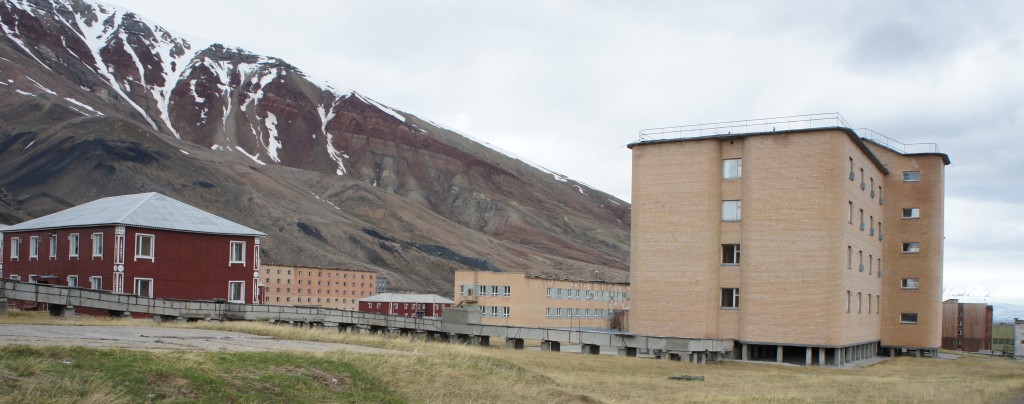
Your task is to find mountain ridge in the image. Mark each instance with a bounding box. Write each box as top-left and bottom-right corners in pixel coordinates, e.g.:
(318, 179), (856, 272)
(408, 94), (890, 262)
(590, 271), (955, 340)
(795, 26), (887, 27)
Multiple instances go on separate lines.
(0, 0), (631, 295)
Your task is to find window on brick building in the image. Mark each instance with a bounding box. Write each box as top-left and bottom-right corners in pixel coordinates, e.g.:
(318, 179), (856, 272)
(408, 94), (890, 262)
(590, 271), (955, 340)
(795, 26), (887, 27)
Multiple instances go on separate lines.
(847, 246), (852, 269)
(135, 234), (155, 260)
(89, 276), (101, 290)
(49, 234), (57, 259)
(721, 288), (739, 308)
(91, 233), (103, 258)
(134, 278), (153, 298)
(723, 159), (741, 179)
(722, 201), (741, 222)
(903, 171), (920, 182)
(67, 275), (78, 288)
(229, 241), (246, 264)
(900, 313), (918, 324)
(903, 208), (920, 219)
(68, 234), (79, 258)
(29, 236), (39, 259)
(10, 237), (20, 260)
(901, 278), (919, 289)
(847, 290), (851, 313)
(722, 244), (740, 265)
(848, 201), (853, 224)
(858, 292), (862, 313)
(903, 242), (920, 253)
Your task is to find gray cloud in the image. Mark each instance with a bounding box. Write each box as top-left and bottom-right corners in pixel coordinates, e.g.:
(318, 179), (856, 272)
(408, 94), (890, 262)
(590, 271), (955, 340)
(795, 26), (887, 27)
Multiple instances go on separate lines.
(108, 0), (1024, 297)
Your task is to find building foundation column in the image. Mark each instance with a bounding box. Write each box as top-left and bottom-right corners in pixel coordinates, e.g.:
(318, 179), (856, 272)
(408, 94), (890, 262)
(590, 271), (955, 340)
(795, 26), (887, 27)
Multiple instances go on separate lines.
(818, 348), (825, 366)
(805, 347), (812, 366)
(618, 347), (637, 357)
(541, 340), (560, 352)
(506, 338), (525, 350)
(742, 344), (750, 361)
(776, 345), (783, 363)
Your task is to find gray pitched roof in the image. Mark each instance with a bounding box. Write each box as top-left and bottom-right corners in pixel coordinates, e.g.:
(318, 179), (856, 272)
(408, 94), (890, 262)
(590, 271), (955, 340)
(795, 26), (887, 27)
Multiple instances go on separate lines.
(2, 192), (265, 236)
(358, 293), (455, 304)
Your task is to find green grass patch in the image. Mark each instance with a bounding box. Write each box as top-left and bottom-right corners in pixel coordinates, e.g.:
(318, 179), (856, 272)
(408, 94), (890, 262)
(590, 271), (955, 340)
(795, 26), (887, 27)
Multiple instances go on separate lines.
(0, 346), (404, 403)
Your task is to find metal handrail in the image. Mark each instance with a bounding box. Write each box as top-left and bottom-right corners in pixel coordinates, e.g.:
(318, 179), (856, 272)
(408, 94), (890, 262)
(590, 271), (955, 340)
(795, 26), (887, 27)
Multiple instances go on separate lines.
(636, 112), (941, 154)
(855, 128), (940, 154)
(638, 113), (849, 140)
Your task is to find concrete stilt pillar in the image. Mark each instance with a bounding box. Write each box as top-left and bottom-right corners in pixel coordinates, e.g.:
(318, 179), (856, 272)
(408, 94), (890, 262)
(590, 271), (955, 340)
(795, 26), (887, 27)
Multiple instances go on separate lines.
(835, 348), (842, 367)
(541, 340), (560, 352)
(618, 347), (637, 357)
(818, 347), (825, 366)
(506, 338), (525, 350)
(581, 344), (600, 355)
(805, 347), (812, 366)
(742, 344), (750, 361)
(914, 349), (920, 358)
(776, 345), (783, 363)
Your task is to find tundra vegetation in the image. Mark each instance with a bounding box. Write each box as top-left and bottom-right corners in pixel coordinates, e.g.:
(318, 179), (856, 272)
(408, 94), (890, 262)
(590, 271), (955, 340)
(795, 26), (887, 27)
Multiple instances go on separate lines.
(1, 311), (1022, 403)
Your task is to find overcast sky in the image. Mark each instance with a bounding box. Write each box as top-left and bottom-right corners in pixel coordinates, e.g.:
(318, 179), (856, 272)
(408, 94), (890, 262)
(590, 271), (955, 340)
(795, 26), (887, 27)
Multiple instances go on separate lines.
(109, 1), (1024, 301)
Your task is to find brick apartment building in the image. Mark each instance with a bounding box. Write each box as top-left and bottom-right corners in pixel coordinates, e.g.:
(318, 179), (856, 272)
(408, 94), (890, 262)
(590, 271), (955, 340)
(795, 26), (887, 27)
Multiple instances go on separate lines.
(628, 114), (949, 366)
(453, 270), (629, 329)
(0, 193), (265, 305)
(261, 264), (376, 310)
(358, 293), (454, 318)
(941, 299), (993, 352)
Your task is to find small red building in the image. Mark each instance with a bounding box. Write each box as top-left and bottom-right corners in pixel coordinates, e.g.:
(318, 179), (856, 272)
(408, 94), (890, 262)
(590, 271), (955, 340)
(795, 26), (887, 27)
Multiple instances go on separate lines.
(358, 293), (454, 318)
(0, 193), (266, 305)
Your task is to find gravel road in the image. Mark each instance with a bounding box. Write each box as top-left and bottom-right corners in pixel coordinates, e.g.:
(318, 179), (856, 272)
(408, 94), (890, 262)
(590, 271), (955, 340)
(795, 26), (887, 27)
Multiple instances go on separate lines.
(0, 324), (398, 354)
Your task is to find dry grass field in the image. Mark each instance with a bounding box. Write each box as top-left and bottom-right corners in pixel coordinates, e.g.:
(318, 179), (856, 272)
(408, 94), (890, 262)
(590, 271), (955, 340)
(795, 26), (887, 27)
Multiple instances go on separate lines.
(2, 311), (1022, 403)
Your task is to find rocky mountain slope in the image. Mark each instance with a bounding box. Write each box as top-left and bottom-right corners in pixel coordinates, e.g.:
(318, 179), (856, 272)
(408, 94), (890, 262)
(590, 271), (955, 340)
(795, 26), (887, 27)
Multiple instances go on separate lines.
(0, 0), (630, 294)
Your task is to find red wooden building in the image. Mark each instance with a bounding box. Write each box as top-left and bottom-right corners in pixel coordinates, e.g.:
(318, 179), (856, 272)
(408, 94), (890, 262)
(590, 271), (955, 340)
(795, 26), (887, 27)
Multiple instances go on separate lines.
(358, 293), (454, 318)
(0, 193), (266, 305)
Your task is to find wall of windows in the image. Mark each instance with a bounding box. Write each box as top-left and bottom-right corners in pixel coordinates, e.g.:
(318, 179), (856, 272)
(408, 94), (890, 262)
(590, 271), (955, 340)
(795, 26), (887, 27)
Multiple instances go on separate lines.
(545, 307), (615, 319)
(545, 287), (627, 301)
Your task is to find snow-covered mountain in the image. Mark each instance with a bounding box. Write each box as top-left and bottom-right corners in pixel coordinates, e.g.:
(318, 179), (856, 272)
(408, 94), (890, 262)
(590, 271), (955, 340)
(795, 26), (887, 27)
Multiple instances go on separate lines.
(0, 0), (631, 293)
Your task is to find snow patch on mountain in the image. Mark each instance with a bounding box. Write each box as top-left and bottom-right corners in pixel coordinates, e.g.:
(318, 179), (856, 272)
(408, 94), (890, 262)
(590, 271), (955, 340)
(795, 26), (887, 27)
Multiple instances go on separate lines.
(0, 7), (54, 71)
(234, 146), (265, 165)
(318, 99), (347, 175)
(25, 76), (56, 95)
(353, 92), (405, 123)
(65, 3), (159, 131)
(263, 112), (282, 162)
(64, 97), (103, 116)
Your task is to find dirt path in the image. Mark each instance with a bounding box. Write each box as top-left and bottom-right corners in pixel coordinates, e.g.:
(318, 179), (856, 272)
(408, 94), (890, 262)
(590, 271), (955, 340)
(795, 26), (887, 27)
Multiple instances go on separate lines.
(0, 324), (399, 354)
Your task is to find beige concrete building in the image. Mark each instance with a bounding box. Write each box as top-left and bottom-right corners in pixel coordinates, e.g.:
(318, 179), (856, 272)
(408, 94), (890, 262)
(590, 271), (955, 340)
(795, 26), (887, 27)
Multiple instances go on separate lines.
(262, 264), (376, 310)
(628, 115), (948, 366)
(453, 270), (629, 329)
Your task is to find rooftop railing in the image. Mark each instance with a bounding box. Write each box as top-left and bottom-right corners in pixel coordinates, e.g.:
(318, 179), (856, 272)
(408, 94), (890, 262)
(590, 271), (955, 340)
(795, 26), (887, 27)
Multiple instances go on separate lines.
(638, 113), (850, 141)
(637, 112), (940, 154)
(856, 128), (941, 154)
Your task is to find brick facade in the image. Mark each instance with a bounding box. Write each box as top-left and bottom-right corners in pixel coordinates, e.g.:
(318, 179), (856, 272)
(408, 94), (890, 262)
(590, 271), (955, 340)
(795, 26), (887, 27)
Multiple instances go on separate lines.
(262, 264), (376, 310)
(629, 127), (948, 358)
(453, 271), (629, 329)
